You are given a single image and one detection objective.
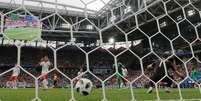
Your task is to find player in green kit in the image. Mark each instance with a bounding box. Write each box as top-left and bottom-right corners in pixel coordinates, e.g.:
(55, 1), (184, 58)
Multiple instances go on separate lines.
(191, 69), (198, 81)
(113, 62), (125, 88)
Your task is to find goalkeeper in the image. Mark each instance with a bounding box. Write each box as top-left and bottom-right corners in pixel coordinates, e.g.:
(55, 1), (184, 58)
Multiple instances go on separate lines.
(146, 54), (184, 93)
(191, 68), (198, 87)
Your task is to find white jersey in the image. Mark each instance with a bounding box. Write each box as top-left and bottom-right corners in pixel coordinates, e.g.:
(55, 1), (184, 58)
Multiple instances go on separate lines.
(77, 71), (83, 79)
(12, 67), (20, 76)
(122, 68), (128, 77)
(40, 61), (51, 73)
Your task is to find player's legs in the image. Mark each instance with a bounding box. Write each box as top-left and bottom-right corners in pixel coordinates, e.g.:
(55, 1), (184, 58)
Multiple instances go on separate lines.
(162, 76), (173, 93)
(117, 77), (121, 88)
(9, 76), (14, 88)
(42, 73), (48, 89)
(111, 77), (116, 88)
(10, 76), (17, 89)
(163, 77), (172, 87)
(192, 77), (198, 88)
(122, 76), (128, 88)
(53, 80), (57, 88)
(116, 75), (122, 88)
(42, 79), (48, 89)
(13, 80), (17, 89)
(116, 74), (123, 88)
(147, 74), (164, 93)
(73, 79), (78, 87)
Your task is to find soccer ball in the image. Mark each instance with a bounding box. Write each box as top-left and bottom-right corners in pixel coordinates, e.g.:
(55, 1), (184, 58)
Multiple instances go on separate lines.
(75, 78), (93, 96)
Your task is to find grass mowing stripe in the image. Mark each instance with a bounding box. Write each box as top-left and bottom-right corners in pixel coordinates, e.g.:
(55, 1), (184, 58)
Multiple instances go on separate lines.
(0, 88), (200, 101)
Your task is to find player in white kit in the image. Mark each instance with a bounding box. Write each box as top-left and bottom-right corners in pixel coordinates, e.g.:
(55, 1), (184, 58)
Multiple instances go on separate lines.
(10, 66), (20, 89)
(74, 68), (83, 86)
(121, 67), (128, 88)
(77, 68), (83, 80)
(40, 56), (51, 90)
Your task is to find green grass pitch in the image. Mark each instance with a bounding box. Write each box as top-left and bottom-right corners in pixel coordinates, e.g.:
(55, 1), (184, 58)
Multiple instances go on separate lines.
(0, 88), (200, 101)
(4, 27), (41, 41)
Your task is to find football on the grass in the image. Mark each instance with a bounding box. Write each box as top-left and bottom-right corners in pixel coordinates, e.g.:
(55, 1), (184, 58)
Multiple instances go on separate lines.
(75, 78), (93, 96)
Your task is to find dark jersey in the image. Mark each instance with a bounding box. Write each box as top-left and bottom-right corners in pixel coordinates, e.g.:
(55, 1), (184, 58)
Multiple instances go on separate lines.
(149, 60), (176, 87)
(153, 60), (175, 76)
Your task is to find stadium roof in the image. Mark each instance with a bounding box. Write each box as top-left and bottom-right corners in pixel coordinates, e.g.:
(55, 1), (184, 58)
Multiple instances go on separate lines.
(0, 0), (111, 16)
